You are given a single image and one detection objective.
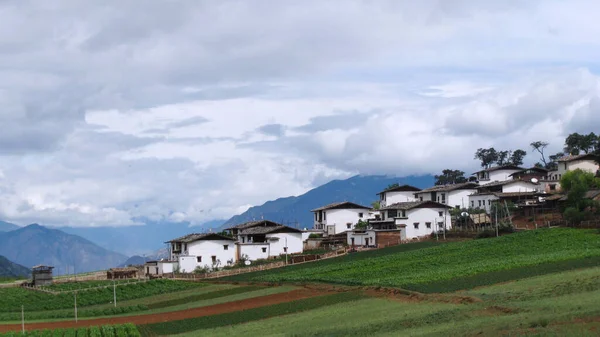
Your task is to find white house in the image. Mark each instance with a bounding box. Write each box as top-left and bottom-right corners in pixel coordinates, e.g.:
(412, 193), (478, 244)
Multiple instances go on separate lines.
(144, 260), (178, 276)
(348, 201), (451, 244)
(469, 180), (542, 213)
(473, 165), (525, 183)
(414, 182), (479, 210)
(166, 233), (237, 273)
(377, 184), (421, 208)
(543, 154), (600, 192)
(312, 201), (372, 235)
(226, 220), (303, 261)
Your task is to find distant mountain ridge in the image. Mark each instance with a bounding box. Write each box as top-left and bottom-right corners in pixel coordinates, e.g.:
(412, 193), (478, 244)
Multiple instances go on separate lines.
(0, 221), (19, 232)
(221, 174), (434, 229)
(0, 224), (127, 273)
(0, 255), (30, 278)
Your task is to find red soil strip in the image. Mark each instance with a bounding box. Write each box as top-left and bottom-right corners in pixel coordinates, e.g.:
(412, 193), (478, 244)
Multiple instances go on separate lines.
(0, 288), (327, 333)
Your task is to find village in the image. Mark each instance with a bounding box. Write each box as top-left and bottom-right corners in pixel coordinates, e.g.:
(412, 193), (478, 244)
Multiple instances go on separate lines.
(142, 149), (600, 277)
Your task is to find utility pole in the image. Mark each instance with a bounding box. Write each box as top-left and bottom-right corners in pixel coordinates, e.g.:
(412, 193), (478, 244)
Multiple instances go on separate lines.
(504, 201), (513, 228)
(285, 237), (288, 265)
(21, 305), (24, 334)
(113, 279), (117, 307)
(435, 219), (438, 241)
(74, 291), (78, 323)
(495, 202), (498, 236)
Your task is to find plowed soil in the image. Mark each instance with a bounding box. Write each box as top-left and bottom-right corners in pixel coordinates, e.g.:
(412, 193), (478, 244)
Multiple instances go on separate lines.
(0, 288), (327, 333)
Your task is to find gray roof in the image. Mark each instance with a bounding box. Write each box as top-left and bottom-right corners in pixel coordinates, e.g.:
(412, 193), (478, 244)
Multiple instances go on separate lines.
(418, 182), (479, 193)
(166, 233), (235, 243)
(377, 184), (422, 195)
(557, 154), (600, 162)
(559, 189), (600, 201)
(381, 200), (451, 210)
(239, 225), (301, 235)
(477, 180), (540, 189)
(225, 220), (282, 230)
(311, 201), (371, 212)
(473, 165), (525, 174)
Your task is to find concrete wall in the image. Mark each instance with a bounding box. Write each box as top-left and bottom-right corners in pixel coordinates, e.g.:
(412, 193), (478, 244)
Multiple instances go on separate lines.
(177, 239), (236, 272)
(394, 207), (450, 239)
(266, 232), (303, 256)
(489, 169), (521, 182)
(447, 190), (475, 209)
(382, 191), (418, 206)
(158, 262), (176, 274)
(238, 243), (270, 261)
(469, 194), (498, 212)
(314, 208), (369, 234)
(503, 181), (539, 193)
(346, 231), (376, 246)
(178, 256), (198, 273)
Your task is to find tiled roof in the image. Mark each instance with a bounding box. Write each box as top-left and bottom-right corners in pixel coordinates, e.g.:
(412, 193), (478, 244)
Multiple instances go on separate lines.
(477, 180), (540, 189)
(377, 184), (422, 195)
(239, 225), (301, 235)
(311, 201), (371, 212)
(509, 167), (550, 176)
(166, 233), (235, 243)
(472, 165), (525, 174)
(557, 154), (600, 162)
(470, 191), (539, 198)
(418, 182), (479, 193)
(381, 200), (451, 210)
(225, 220), (282, 230)
(560, 189), (600, 201)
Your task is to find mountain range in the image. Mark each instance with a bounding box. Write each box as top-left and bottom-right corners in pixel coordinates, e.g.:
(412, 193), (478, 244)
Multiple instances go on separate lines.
(0, 221), (20, 232)
(0, 255), (30, 278)
(220, 174), (434, 230)
(0, 224), (127, 274)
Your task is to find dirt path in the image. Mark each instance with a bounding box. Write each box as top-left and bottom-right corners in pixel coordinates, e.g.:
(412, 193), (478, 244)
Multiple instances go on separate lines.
(0, 288), (327, 333)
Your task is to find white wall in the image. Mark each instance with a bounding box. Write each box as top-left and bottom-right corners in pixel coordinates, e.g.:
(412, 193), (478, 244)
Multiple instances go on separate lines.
(502, 181), (539, 193)
(568, 160), (599, 173)
(393, 207), (450, 239)
(347, 231), (376, 246)
(415, 192), (433, 201)
(266, 232), (303, 256)
(382, 191), (417, 206)
(178, 239), (236, 272)
(315, 208), (369, 234)
(238, 243), (270, 261)
(158, 262), (176, 274)
(489, 169), (521, 182)
(178, 256), (197, 273)
(469, 194), (498, 212)
(447, 190), (475, 209)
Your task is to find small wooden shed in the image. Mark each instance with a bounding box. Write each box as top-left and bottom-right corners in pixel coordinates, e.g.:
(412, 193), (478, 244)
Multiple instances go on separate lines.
(107, 267), (139, 280)
(32, 265), (54, 286)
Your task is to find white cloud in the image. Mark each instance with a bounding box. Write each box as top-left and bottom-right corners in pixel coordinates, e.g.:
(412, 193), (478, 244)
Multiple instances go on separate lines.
(1, 1), (600, 227)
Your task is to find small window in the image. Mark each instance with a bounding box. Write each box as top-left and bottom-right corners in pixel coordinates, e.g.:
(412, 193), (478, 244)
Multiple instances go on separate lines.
(196, 256), (202, 263)
(211, 256), (216, 263)
(261, 247), (267, 253)
(488, 200), (491, 205)
(323, 212), (326, 220)
(438, 211), (443, 217)
(223, 245), (228, 250)
(283, 247), (288, 253)
(426, 222), (431, 229)
(400, 210), (406, 218)
(183, 243), (187, 251)
(413, 223), (419, 229)
(347, 223), (352, 229)
(471, 201), (474, 207)
(419, 197), (423, 201)
(478, 200), (482, 207)
(358, 212), (363, 218)
(314, 213), (318, 221)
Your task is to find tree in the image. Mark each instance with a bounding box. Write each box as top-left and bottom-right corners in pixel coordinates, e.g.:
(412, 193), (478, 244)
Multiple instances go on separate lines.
(434, 169), (467, 185)
(386, 183), (399, 190)
(496, 151), (510, 166)
(371, 201), (380, 210)
(547, 152), (565, 171)
(580, 132), (598, 154)
(508, 149), (527, 166)
(355, 219), (369, 230)
(565, 133), (583, 155)
(474, 148), (498, 168)
(530, 141), (550, 168)
(560, 169), (600, 224)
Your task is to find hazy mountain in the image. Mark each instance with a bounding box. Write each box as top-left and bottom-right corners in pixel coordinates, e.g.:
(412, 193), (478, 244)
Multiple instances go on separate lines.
(0, 224), (127, 273)
(59, 219), (225, 256)
(119, 247), (170, 267)
(0, 255), (30, 278)
(221, 174), (434, 229)
(0, 221), (19, 232)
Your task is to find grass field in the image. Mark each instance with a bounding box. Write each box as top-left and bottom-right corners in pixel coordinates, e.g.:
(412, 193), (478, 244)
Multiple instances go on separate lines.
(221, 228), (600, 292)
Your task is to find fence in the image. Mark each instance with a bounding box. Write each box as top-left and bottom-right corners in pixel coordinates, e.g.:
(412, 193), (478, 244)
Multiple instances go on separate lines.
(21, 279), (150, 295)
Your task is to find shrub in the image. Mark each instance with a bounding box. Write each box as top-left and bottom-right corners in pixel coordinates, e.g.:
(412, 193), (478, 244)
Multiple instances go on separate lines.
(476, 229), (496, 239)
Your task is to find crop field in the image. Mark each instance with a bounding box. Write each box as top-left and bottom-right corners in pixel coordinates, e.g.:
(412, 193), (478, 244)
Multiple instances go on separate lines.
(41, 280), (143, 292)
(222, 228), (600, 292)
(0, 323), (140, 337)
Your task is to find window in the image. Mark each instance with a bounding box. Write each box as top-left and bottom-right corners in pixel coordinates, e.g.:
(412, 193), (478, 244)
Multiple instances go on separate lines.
(550, 184), (556, 191)
(441, 193), (446, 204)
(419, 196), (423, 201)
(438, 211), (443, 217)
(241, 237), (245, 243)
(471, 201), (474, 207)
(455, 205), (460, 209)
(426, 222), (431, 229)
(261, 247), (267, 253)
(196, 256), (202, 263)
(413, 223), (419, 229)
(284, 247), (288, 253)
(347, 223), (352, 229)
(478, 200), (482, 207)
(438, 221), (444, 228)
(488, 200), (491, 205)
(388, 209), (398, 218)
(400, 210), (406, 218)
(211, 256), (216, 263)
(183, 243), (187, 251)
(323, 212), (326, 220)
(314, 213), (318, 221)
(358, 212), (363, 218)
(223, 245), (228, 250)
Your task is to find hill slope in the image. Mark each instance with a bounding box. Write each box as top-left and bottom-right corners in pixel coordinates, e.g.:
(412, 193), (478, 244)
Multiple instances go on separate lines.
(222, 174), (434, 229)
(0, 255), (30, 278)
(0, 221), (19, 232)
(0, 224), (128, 273)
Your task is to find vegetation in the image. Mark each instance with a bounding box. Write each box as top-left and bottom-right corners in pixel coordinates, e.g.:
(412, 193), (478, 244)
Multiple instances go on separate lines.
(42, 279), (140, 292)
(354, 219), (369, 230)
(564, 132), (599, 155)
(222, 229), (600, 291)
(474, 147), (527, 168)
(560, 169), (600, 223)
(434, 169), (467, 186)
(0, 279), (201, 312)
(0, 304), (149, 321)
(139, 292), (366, 335)
(0, 324), (140, 337)
(147, 286), (263, 310)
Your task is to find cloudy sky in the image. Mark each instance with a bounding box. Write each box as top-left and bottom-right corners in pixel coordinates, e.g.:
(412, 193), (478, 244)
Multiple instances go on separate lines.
(1, 0), (600, 228)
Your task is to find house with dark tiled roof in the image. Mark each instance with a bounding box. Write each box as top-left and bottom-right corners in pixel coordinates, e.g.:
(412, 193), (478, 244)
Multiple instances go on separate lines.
(472, 165), (525, 183)
(165, 233), (236, 273)
(469, 179), (542, 213)
(414, 182), (479, 209)
(311, 201), (372, 235)
(347, 200), (451, 246)
(376, 184), (421, 208)
(226, 220), (303, 261)
(542, 154), (600, 192)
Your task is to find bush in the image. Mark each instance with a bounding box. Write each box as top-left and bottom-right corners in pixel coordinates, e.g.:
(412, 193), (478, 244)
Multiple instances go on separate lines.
(476, 229), (496, 239)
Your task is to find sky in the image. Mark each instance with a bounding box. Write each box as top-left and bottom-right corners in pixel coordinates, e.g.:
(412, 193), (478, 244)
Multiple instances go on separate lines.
(1, 0), (600, 228)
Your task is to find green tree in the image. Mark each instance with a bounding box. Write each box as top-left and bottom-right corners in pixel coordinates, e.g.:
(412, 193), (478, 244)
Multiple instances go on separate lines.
(434, 169), (467, 185)
(560, 169), (600, 224)
(565, 132), (583, 155)
(385, 183), (399, 190)
(355, 219), (369, 229)
(474, 148), (498, 168)
(508, 149), (527, 166)
(371, 200), (380, 210)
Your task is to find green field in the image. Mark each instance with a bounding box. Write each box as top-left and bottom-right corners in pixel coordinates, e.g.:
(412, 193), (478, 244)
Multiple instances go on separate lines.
(222, 228), (600, 291)
(0, 323), (140, 337)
